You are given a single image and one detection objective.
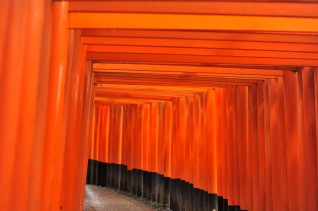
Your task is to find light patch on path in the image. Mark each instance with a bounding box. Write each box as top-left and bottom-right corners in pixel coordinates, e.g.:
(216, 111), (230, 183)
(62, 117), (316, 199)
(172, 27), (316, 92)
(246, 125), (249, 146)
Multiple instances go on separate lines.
(83, 185), (155, 211)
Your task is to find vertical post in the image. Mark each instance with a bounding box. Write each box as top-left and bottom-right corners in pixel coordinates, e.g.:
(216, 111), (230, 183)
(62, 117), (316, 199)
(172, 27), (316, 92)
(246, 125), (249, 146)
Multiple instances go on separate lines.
(300, 68), (317, 211)
(0, 0), (49, 210)
(142, 104), (150, 172)
(207, 89), (217, 194)
(164, 101), (172, 178)
(41, 1), (69, 210)
(257, 80), (266, 211)
(215, 88), (224, 208)
(249, 84), (259, 211)
(268, 78), (283, 211)
(0, 0), (29, 209)
(284, 71), (304, 211)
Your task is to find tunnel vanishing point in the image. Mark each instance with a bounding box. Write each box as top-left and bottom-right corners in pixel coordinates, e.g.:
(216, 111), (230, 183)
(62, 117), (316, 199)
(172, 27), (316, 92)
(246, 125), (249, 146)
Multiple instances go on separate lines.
(1, 1), (318, 211)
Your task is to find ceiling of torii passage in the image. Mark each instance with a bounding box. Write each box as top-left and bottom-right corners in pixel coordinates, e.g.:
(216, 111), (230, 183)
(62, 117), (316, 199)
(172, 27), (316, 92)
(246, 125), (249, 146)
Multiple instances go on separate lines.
(68, 0), (318, 31)
(66, 0), (318, 104)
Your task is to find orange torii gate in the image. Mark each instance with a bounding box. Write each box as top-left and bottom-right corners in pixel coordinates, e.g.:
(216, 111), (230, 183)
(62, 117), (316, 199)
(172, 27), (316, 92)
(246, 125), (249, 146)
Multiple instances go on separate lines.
(0, 1), (317, 211)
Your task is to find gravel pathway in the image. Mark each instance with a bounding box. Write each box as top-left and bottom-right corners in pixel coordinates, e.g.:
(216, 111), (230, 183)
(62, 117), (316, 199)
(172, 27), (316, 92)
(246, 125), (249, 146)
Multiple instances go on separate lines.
(83, 185), (155, 211)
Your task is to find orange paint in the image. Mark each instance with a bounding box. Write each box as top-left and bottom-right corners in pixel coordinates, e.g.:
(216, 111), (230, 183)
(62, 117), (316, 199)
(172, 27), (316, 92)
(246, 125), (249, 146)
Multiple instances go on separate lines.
(1, 1), (318, 210)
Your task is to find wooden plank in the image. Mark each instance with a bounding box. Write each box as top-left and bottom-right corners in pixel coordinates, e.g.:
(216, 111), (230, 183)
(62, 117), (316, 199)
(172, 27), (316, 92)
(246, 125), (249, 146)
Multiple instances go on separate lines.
(87, 52), (318, 66)
(93, 63), (284, 77)
(87, 44), (318, 61)
(69, 13), (318, 32)
(69, 1), (318, 18)
(83, 37), (318, 53)
(82, 29), (318, 44)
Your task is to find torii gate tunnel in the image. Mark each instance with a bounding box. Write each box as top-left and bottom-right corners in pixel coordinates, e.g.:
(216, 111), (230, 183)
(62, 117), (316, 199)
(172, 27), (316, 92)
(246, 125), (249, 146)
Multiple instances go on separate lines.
(0, 1), (318, 211)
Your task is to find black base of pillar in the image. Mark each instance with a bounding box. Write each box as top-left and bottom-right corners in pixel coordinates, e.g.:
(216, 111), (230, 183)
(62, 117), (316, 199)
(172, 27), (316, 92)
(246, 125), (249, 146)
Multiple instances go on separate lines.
(86, 159), (247, 211)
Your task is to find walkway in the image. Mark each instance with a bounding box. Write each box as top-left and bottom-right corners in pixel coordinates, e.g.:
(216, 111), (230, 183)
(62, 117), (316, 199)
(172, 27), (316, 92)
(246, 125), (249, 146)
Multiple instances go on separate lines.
(83, 185), (155, 211)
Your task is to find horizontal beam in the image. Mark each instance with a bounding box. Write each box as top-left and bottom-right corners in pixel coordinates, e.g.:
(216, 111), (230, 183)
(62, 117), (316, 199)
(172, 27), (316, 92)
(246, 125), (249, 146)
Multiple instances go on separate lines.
(94, 69), (277, 80)
(69, 1), (318, 18)
(93, 63), (284, 77)
(94, 77), (257, 87)
(94, 97), (166, 105)
(95, 90), (198, 100)
(87, 45), (318, 61)
(95, 70), (276, 80)
(82, 37), (318, 53)
(95, 88), (201, 96)
(95, 83), (208, 92)
(69, 13), (318, 32)
(95, 72), (258, 83)
(95, 92), (177, 100)
(81, 29), (318, 44)
(87, 52), (318, 67)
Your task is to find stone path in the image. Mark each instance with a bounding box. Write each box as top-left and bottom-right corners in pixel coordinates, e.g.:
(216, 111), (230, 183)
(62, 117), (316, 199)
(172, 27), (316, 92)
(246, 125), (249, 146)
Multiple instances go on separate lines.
(83, 185), (155, 211)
